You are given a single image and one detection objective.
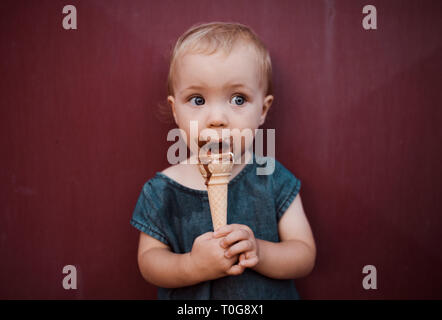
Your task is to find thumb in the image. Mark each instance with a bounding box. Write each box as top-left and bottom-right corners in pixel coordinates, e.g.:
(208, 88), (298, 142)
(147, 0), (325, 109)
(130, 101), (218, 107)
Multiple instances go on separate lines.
(225, 264), (245, 276)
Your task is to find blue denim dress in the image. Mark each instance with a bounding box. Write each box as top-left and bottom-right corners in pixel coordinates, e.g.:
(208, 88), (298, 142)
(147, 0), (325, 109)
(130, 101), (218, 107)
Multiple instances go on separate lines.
(130, 155), (302, 299)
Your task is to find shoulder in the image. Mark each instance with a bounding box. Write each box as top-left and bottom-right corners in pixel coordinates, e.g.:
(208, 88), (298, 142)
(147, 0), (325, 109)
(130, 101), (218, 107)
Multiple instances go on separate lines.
(136, 164), (190, 201)
(134, 169), (182, 219)
(254, 155), (299, 181)
(273, 157), (301, 191)
(254, 155), (301, 218)
(138, 173), (169, 203)
(274, 158), (299, 181)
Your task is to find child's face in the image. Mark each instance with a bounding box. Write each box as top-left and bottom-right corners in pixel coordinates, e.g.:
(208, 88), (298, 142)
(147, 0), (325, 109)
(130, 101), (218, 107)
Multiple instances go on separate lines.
(168, 42), (273, 155)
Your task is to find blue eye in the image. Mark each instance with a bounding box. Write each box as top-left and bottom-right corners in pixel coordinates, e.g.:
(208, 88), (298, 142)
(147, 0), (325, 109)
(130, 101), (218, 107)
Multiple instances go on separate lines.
(190, 96), (205, 106)
(231, 95), (246, 106)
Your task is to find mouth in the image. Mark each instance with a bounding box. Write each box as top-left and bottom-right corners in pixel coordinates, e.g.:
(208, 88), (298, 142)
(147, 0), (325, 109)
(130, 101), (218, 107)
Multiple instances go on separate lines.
(198, 136), (233, 153)
(197, 136), (234, 164)
(196, 136), (235, 184)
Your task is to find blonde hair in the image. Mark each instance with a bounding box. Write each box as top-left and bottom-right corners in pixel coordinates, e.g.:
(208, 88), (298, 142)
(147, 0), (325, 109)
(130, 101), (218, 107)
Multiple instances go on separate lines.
(167, 21), (273, 97)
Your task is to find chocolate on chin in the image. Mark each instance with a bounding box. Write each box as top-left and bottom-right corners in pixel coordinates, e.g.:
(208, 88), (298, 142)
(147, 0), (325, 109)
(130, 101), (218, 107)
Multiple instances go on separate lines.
(198, 136), (233, 157)
(197, 136), (234, 185)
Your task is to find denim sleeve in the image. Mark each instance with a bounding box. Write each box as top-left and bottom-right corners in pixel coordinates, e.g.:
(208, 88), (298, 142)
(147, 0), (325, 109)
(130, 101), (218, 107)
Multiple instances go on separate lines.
(130, 180), (170, 246)
(273, 160), (302, 221)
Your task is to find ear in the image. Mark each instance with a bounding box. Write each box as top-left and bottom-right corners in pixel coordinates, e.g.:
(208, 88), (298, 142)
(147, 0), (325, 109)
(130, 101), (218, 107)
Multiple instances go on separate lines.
(259, 95), (274, 126)
(167, 95), (178, 125)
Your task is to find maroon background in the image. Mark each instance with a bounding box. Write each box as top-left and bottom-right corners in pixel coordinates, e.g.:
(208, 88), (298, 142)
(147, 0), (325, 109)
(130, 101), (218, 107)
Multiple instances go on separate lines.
(1, 0), (441, 299)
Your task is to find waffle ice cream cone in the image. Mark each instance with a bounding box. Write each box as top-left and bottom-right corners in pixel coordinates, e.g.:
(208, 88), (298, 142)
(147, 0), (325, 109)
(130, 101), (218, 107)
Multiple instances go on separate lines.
(198, 147), (234, 231)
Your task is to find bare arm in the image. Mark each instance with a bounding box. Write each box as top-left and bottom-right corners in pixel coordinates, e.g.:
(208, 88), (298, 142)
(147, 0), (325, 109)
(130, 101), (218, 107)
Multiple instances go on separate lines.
(137, 231), (244, 288)
(137, 233), (195, 288)
(253, 193), (316, 279)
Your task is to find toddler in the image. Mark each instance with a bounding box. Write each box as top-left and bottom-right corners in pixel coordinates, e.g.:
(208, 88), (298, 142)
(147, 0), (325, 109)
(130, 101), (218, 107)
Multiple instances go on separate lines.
(130, 22), (316, 299)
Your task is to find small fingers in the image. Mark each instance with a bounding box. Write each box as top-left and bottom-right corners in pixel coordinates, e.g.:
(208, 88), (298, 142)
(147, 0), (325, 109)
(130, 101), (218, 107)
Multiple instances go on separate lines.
(239, 255), (259, 268)
(197, 231), (214, 241)
(221, 229), (251, 249)
(213, 224), (252, 238)
(225, 264), (245, 276)
(213, 225), (234, 238)
(225, 240), (254, 258)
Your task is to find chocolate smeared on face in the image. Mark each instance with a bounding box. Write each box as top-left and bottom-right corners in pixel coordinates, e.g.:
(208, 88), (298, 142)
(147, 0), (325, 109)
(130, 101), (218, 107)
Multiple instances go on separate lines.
(197, 136), (234, 186)
(198, 137), (231, 155)
(201, 163), (211, 186)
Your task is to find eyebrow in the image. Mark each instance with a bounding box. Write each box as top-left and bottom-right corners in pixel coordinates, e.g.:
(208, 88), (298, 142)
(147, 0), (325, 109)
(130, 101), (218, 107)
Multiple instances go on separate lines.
(228, 83), (253, 91)
(180, 83), (253, 94)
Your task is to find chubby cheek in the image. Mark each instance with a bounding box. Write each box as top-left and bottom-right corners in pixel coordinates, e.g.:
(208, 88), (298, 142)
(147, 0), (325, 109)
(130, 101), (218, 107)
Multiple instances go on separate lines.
(228, 125), (259, 158)
(174, 116), (204, 149)
(175, 105), (203, 127)
(174, 107), (194, 130)
(230, 111), (263, 155)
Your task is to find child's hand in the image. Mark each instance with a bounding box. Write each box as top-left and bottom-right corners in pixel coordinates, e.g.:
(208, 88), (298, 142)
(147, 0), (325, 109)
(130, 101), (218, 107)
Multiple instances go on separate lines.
(213, 224), (259, 269)
(189, 231), (245, 281)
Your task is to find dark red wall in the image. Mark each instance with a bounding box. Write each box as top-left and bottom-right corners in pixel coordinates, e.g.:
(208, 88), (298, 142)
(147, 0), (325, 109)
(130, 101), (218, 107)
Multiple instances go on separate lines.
(1, 0), (441, 299)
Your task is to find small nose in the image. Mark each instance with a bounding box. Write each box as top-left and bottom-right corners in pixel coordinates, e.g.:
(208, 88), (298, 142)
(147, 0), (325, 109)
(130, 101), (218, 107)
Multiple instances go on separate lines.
(206, 104), (229, 128)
